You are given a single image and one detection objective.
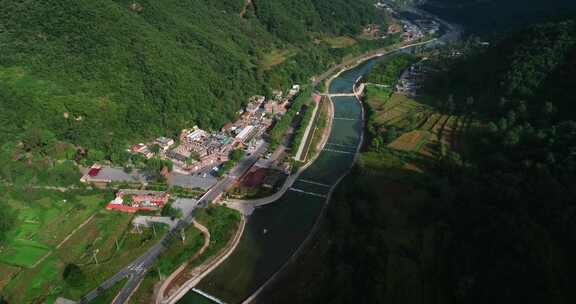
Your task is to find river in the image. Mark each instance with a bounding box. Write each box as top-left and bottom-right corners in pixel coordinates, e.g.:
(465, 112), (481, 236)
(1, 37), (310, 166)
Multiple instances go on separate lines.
(177, 31), (453, 303)
(176, 54), (380, 304)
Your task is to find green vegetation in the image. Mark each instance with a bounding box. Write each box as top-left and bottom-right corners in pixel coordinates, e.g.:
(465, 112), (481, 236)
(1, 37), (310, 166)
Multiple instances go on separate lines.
(363, 54), (423, 148)
(291, 100), (318, 153)
(260, 48), (299, 70)
(0, 139), (82, 188)
(0, 202), (16, 246)
(269, 87), (312, 149)
(320, 36), (358, 49)
(169, 186), (205, 199)
(0, 188), (168, 303)
(422, 0), (576, 33)
(160, 201), (183, 219)
(228, 186), (276, 200)
(0, 0), (380, 153)
(216, 149), (246, 178)
(191, 205), (242, 266)
(155, 227), (204, 276)
(364, 53), (417, 85)
(130, 205), (241, 303)
(263, 19), (576, 304)
(306, 97), (330, 158)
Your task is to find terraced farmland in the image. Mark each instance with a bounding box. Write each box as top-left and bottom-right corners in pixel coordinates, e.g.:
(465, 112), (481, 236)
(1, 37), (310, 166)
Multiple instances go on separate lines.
(366, 88), (469, 158)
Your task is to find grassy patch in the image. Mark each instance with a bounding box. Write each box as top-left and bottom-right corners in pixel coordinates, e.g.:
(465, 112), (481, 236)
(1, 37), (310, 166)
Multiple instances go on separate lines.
(307, 97), (330, 159)
(129, 226), (204, 302)
(191, 205), (241, 266)
(156, 227), (204, 276)
(0, 190), (107, 268)
(0, 188), (167, 303)
(130, 205), (241, 302)
(127, 270), (158, 304)
(0, 241), (49, 268)
(321, 36), (357, 48)
(260, 48), (299, 70)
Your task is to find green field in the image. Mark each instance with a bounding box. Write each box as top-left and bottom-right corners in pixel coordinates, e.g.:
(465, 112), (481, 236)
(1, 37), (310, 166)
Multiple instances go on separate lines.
(0, 188), (168, 303)
(320, 36), (357, 48)
(0, 191), (107, 268)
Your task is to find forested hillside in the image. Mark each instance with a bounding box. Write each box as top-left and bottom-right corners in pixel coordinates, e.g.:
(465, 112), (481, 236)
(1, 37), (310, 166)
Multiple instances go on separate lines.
(420, 0), (576, 33)
(425, 20), (576, 119)
(257, 19), (576, 304)
(0, 0), (376, 151)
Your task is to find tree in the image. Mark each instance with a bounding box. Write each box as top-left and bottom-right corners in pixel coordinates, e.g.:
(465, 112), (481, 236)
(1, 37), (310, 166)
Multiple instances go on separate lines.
(488, 122), (499, 134)
(21, 128), (56, 154)
(150, 144), (161, 156)
(0, 201), (15, 245)
(87, 149), (106, 164)
(371, 137), (383, 152)
(384, 127), (398, 143)
(63, 263), (86, 287)
(161, 203), (182, 219)
(230, 149), (246, 162)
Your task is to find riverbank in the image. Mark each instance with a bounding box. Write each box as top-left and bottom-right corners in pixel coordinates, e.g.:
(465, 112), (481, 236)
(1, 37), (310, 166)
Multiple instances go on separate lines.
(242, 88), (367, 304)
(156, 215), (246, 304)
(190, 37), (444, 304)
(177, 16), (454, 301)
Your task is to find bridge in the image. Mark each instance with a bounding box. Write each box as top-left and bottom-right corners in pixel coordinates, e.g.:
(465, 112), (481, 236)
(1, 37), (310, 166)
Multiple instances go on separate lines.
(327, 93), (357, 97)
(321, 83), (366, 98)
(192, 288), (227, 304)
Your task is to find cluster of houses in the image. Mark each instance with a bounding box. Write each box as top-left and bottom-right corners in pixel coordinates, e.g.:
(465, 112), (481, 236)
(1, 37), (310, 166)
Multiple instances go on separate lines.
(396, 60), (431, 96)
(400, 20), (425, 42)
(375, 1), (438, 42)
(414, 19), (440, 36)
(129, 85), (301, 175)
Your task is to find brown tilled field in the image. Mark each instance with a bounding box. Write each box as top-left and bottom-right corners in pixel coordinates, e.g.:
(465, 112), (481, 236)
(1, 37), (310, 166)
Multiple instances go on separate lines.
(389, 130), (427, 151)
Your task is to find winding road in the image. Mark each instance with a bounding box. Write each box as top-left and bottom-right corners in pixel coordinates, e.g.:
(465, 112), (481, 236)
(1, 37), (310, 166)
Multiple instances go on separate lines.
(78, 144), (267, 304)
(77, 6), (461, 303)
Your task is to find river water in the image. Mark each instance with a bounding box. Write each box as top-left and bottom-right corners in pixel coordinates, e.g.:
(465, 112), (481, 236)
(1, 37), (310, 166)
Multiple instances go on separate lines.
(178, 54), (392, 304)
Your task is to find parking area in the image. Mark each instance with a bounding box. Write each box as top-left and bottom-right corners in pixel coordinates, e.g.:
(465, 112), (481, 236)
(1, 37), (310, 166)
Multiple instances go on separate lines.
(168, 173), (218, 190)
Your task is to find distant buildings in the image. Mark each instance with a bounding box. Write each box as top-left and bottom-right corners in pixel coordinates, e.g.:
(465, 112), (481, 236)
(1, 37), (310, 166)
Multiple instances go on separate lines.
(130, 143), (153, 159)
(155, 137), (175, 151)
(123, 84), (301, 175)
(396, 61), (429, 96)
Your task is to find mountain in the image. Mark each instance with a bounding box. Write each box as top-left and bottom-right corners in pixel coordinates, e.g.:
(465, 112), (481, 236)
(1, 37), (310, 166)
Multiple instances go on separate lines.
(256, 18), (576, 304)
(420, 0), (576, 33)
(425, 19), (576, 122)
(0, 0), (376, 150)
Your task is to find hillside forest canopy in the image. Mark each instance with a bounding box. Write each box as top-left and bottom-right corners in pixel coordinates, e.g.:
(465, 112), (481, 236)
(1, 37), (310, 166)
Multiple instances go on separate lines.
(0, 0), (378, 152)
(258, 18), (576, 304)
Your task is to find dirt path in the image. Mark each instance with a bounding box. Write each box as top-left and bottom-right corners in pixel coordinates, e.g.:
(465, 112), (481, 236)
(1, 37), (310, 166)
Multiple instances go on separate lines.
(155, 220), (211, 302)
(30, 213), (97, 268)
(240, 0), (252, 18)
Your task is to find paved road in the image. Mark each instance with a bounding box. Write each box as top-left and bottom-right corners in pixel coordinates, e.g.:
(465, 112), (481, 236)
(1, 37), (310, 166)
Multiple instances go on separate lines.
(79, 143), (268, 304)
(79, 11), (457, 301)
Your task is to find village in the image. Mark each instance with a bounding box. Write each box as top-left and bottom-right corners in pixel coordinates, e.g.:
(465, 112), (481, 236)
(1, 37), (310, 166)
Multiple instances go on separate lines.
(80, 84), (303, 215)
(371, 1), (440, 42)
(79, 3), (442, 217)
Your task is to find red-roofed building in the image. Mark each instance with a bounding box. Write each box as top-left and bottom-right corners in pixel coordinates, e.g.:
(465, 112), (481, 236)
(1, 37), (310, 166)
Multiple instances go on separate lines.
(88, 167), (101, 177)
(106, 190), (170, 213)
